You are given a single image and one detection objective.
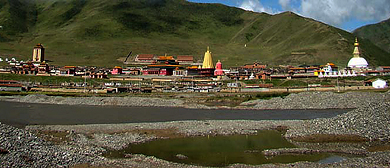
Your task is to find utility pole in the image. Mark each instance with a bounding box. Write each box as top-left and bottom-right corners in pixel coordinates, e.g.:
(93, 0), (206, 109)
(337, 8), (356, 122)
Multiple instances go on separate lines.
(337, 76), (340, 92)
(84, 75), (86, 93)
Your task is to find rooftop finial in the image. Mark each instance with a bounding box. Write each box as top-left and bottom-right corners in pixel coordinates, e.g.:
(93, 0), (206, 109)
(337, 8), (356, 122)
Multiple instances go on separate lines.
(207, 46), (210, 52)
(354, 37), (359, 46)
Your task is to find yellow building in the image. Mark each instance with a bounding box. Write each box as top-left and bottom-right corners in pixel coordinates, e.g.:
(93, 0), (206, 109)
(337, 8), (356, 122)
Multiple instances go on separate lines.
(202, 46), (214, 69)
(32, 43), (45, 62)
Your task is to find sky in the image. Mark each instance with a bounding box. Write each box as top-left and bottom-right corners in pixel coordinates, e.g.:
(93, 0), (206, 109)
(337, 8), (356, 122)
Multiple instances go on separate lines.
(187, 0), (390, 32)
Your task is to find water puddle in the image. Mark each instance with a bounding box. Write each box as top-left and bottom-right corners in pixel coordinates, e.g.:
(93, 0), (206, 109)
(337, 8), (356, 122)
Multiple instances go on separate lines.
(105, 130), (344, 167)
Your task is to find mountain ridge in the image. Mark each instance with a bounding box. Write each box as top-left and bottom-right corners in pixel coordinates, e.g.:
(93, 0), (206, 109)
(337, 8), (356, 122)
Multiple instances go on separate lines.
(0, 0), (389, 67)
(354, 18), (390, 54)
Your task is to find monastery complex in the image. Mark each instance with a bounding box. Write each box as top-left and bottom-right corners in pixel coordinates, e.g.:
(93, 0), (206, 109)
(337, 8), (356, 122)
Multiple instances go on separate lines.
(0, 38), (389, 93)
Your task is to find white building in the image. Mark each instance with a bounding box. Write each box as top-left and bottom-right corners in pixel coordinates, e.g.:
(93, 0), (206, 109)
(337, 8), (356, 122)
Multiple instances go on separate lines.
(372, 79), (387, 89)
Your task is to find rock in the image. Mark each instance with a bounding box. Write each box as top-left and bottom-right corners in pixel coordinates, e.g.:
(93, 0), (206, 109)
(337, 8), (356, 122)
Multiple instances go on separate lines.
(0, 123), (100, 167)
(0, 148), (9, 154)
(175, 154), (188, 160)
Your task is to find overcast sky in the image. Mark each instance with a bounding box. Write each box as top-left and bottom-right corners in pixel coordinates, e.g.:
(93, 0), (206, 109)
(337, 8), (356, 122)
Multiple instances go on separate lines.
(187, 0), (390, 32)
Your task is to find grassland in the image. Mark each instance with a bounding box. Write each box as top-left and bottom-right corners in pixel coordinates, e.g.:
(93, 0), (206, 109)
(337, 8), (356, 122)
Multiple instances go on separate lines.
(354, 18), (390, 53)
(0, 0), (389, 68)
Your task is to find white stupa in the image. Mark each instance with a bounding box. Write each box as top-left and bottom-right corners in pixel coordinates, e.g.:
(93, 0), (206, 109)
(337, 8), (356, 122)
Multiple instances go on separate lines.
(347, 38), (368, 69)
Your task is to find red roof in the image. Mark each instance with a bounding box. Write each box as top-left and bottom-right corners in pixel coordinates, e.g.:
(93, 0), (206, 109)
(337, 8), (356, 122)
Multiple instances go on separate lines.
(366, 70), (380, 73)
(177, 55), (194, 62)
(290, 67), (305, 70)
(241, 64), (266, 69)
(136, 54), (154, 60)
(0, 80), (19, 84)
(0, 84), (22, 87)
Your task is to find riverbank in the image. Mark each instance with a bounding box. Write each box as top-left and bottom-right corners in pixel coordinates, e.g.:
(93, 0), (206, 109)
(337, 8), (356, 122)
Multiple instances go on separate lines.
(22, 100), (390, 167)
(1, 90), (390, 167)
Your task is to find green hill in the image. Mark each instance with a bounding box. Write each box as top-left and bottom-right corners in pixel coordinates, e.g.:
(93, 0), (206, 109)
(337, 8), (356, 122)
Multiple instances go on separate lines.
(354, 18), (390, 53)
(0, 0), (389, 68)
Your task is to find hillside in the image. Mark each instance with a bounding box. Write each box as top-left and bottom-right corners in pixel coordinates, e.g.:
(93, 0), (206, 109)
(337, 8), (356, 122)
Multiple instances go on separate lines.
(354, 18), (390, 53)
(0, 0), (389, 67)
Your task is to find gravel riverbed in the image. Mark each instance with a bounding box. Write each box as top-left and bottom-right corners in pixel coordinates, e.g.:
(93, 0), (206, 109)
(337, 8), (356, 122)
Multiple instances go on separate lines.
(1, 91), (389, 110)
(1, 90), (390, 167)
(0, 122), (102, 167)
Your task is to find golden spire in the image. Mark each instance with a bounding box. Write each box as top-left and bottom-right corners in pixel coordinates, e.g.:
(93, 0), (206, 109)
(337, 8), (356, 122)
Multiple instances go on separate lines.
(202, 46), (214, 69)
(353, 37), (360, 58)
(354, 37), (359, 46)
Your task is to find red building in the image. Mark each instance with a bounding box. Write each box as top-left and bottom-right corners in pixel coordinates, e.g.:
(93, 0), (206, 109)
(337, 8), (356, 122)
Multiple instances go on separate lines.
(111, 66), (123, 75)
(240, 62), (267, 70)
(214, 60), (224, 76)
(135, 54), (155, 63)
(38, 62), (50, 74)
(142, 55), (180, 76)
(177, 55), (194, 64)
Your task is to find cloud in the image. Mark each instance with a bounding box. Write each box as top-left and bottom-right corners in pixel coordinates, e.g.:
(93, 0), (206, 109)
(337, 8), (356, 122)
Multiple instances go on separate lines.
(239, 0), (279, 14)
(278, 0), (291, 10)
(282, 0), (390, 26)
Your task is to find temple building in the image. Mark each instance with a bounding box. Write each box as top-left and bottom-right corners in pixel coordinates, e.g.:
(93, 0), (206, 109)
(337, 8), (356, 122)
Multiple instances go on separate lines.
(142, 55), (180, 76)
(37, 61), (50, 74)
(200, 47), (215, 76)
(111, 66), (123, 75)
(32, 43), (45, 62)
(348, 38), (368, 69)
(176, 55), (194, 64)
(202, 47), (214, 69)
(214, 60), (224, 76)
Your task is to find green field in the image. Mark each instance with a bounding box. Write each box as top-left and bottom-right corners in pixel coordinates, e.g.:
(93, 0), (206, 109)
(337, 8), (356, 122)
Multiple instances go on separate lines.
(354, 18), (390, 53)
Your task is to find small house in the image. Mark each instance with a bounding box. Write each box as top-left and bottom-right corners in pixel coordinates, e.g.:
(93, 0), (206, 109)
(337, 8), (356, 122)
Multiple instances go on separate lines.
(372, 79), (387, 89)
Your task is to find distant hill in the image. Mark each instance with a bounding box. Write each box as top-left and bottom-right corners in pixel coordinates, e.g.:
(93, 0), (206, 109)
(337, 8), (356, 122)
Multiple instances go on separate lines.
(0, 0), (389, 67)
(354, 18), (390, 53)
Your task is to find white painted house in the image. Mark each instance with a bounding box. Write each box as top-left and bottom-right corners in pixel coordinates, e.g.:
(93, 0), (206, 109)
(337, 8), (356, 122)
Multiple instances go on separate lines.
(372, 79), (387, 89)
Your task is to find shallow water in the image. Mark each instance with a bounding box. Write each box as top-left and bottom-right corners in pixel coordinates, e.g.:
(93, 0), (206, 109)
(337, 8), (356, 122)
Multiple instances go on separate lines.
(105, 130), (333, 167)
(0, 101), (349, 127)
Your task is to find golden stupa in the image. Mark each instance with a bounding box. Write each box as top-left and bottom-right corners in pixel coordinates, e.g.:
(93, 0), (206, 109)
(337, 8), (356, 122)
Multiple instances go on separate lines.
(353, 38), (360, 58)
(348, 38), (368, 68)
(202, 46), (214, 69)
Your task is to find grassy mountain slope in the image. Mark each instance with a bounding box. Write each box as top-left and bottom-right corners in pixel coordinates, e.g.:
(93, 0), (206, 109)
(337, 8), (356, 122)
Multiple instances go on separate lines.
(354, 18), (390, 53)
(0, 0), (389, 68)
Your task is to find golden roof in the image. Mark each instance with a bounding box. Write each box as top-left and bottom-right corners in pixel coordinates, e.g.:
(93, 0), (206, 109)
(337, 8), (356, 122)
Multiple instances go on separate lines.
(202, 46), (214, 69)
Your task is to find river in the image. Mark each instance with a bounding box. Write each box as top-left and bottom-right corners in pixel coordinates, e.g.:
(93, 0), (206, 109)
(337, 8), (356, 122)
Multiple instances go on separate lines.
(0, 101), (349, 127)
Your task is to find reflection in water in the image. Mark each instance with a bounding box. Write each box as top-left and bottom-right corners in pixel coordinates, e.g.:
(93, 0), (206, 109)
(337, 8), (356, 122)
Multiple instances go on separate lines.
(318, 155), (345, 164)
(105, 130), (331, 167)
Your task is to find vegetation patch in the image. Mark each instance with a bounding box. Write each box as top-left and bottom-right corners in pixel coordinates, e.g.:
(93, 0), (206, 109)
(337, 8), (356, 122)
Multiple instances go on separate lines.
(254, 92), (289, 100)
(33, 130), (71, 144)
(368, 143), (390, 152)
(128, 128), (184, 139)
(71, 163), (106, 168)
(291, 134), (368, 143)
(0, 91), (28, 96)
(274, 125), (289, 132)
